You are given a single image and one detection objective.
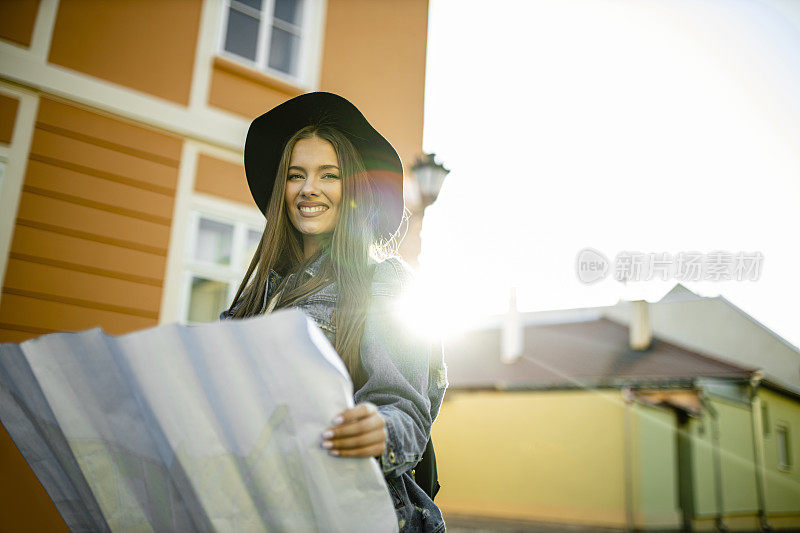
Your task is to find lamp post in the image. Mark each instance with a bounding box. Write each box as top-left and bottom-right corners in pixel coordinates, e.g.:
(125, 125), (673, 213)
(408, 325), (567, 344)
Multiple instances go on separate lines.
(411, 152), (450, 209)
(400, 152), (450, 267)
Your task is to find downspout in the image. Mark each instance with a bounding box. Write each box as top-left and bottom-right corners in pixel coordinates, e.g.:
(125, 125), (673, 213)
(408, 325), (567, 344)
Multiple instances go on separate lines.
(622, 386), (635, 533)
(748, 371), (772, 532)
(698, 389), (727, 533)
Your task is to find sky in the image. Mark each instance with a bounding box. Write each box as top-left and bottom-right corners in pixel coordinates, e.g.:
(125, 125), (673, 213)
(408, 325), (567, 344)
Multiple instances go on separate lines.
(412, 0), (800, 349)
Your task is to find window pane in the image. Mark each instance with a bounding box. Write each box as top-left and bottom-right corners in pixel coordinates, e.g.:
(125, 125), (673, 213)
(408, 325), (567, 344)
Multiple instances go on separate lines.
(234, 0), (262, 10)
(187, 277), (230, 323)
(274, 0), (302, 25)
(247, 229), (261, 250)
(778, 426), (791, 468)
(224, 8), (260, 61)
(268, 26), (300, 75)
(196, 218), (233, 265)
(238, 229), (262, 270)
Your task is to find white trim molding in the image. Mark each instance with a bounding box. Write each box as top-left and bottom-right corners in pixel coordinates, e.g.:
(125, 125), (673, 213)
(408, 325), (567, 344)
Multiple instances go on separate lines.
(0, 40), (250, 151)
(189, 0), (223, 112)
(0, 85), (39, 307)
(0, 0), (327, 153)
(159, 142), (201, 324)
(306, 0), (327, 91)
(28, 0), (59, 60)
(159, 142), (264, 324)
(190, 191), (264, 226)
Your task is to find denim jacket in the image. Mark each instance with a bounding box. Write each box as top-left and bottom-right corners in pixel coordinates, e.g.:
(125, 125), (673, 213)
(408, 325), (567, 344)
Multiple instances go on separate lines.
(220, 252), (449, 532)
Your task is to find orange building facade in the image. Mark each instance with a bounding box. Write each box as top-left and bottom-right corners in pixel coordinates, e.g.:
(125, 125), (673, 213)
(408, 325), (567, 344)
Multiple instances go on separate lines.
(0, 0), (430, 528)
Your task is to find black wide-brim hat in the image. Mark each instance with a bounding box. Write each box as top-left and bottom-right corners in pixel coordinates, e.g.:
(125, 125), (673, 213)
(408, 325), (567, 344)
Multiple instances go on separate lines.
(244, 92), (404, 240)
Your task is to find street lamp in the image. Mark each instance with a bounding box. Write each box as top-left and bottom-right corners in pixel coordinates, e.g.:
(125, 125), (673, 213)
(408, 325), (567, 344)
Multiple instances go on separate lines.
(401, 152), (449, 266)
(411, 153), (450, 208)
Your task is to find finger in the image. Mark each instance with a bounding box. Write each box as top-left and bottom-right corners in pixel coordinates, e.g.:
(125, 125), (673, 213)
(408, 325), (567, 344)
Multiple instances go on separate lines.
(331, 402), (377, 426)
(327, 428), (387, 451)
(331, 442), (386, 458)
(324, 413), (384, 439)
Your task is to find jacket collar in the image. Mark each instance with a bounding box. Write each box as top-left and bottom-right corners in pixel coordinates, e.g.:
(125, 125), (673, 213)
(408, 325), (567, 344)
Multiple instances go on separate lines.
(269, 250), (327, 284)
(304, 249), (327, 277)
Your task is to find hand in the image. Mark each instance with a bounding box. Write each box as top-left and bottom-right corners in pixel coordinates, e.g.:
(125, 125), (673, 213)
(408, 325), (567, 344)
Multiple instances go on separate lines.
(321, 402), (387, 458)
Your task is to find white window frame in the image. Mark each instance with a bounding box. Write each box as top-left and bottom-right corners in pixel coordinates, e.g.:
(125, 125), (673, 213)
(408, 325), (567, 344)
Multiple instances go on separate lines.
(216, 0), (326, 89)
(179, 202), (265, 325)
(0, 149), (12, 281)
(0, 131), (10, 201)
(0, 159), (7, 204)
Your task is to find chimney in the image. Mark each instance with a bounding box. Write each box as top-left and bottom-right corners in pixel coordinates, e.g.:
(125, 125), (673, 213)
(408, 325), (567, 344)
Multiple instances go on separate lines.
(501, 286), (523, 363)
(629, 299), (652, 351)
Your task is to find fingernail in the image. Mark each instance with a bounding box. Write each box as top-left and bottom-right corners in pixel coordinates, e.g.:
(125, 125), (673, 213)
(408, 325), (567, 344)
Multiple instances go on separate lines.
(332, 416), (343, 425)
(330, 450), (339, 456)
(322, 430), (333, 439)
(322, 441), (332, 449)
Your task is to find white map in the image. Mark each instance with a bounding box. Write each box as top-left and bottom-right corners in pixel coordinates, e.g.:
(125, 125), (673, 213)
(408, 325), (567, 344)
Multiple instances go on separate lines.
(0, 308), (398, 532)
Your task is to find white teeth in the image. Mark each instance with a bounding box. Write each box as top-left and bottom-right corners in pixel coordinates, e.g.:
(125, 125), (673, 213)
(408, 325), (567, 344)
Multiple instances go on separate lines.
(299, 206), (327, 213)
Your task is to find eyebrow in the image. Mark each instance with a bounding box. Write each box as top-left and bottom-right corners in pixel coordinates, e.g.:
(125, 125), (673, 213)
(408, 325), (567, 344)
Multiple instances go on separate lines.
(288, 165), (340, 172)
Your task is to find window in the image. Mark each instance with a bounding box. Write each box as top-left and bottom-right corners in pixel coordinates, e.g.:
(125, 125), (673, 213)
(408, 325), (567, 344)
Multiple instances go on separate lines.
(218, 0), (321, 86)
(181, 211), (263, 324)
(777, 424), (792, 471)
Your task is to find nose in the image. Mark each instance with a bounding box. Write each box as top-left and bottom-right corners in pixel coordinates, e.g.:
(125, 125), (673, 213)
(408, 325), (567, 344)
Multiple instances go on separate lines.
(299, 175), (320, 198)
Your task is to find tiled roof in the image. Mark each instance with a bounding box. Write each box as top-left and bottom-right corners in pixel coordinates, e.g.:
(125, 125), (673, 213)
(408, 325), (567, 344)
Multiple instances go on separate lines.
(442, 317), (755, 390)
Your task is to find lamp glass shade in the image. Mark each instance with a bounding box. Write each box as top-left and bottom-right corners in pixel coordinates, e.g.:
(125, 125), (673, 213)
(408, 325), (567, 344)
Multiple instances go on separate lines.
(412, 158), (449, 200)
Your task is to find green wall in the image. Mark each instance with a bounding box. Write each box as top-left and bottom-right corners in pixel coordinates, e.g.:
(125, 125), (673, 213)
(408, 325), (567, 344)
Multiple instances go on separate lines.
(693, 396), (757, 514)
(634, 403), (681, 528)
(761, 388), (800, 512)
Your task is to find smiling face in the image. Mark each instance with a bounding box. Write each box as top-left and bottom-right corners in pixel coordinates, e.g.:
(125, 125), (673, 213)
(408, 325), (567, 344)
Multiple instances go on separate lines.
(284, 135), (343, 257)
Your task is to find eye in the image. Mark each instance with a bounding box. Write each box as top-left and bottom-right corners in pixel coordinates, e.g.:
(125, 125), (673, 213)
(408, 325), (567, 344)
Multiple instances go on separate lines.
(323, 173), (341, 180)
(288, 174), (304, 181)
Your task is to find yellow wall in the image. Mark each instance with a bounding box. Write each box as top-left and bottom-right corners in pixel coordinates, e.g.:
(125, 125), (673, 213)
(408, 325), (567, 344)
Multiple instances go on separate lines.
(432, 389), (629, 528)
(208, 56), (305, 119)
(0, 0), (39, 47)
(0, 97), (180, 343)
(0, 93), (20, 144)
(0, 422), (68, 532)
(195, 152), (251, 206)
(208, 0), (430, 173)
(432, 387), (800, 530)
(0, 1), (431, 528)
(48, 0), (202, 105)
(320, 0), (428, 169)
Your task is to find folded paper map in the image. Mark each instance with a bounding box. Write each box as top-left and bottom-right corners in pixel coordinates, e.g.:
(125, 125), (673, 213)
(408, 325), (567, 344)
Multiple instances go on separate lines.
(0, 308), (398, 532)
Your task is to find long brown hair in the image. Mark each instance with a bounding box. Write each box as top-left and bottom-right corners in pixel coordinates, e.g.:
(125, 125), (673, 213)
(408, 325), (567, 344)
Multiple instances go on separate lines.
(228, 124), (403, 389)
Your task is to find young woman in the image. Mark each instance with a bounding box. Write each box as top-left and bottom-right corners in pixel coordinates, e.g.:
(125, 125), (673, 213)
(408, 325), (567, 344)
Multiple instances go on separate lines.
(220, 92), (448, 533)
